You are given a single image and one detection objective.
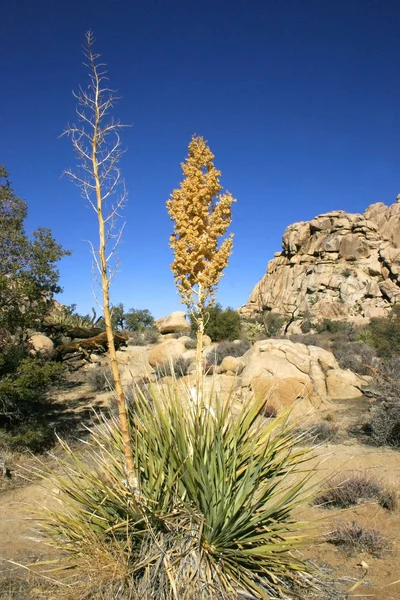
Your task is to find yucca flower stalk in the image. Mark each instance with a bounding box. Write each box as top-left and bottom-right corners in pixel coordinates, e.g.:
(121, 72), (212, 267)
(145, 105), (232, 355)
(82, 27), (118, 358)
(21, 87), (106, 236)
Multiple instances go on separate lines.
(167, 136), (236, 404)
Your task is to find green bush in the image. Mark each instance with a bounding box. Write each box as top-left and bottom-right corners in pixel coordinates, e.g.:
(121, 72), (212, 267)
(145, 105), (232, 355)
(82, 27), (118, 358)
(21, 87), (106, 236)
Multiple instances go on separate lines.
(191, 303), (241, 341)
(0, 420), (56, 453)
(42, 389), (317, 599)
(0, 356), (65, 422)
(315, 319), (353, 335)
(260, 312), (285, 337)
(358, 306), (400, 357)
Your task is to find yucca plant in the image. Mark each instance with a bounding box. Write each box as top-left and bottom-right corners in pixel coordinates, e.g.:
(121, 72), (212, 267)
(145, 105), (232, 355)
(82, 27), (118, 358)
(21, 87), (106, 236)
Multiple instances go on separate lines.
(37, 381), (318, 599)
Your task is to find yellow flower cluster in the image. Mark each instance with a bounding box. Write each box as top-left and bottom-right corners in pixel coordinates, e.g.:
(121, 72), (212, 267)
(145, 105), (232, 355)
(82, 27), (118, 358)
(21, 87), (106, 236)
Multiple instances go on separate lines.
(167, 135), (236, 313)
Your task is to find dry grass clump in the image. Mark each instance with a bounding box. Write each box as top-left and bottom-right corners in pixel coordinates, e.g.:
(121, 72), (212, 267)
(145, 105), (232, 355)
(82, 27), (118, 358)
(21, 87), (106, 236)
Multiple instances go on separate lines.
(298, 420), (341, 445)
(37, 383), (320, 599)
(326, 520), (390, 557)
(206, 339), (250, 367)
(314, 473), (398, 511)
(86, 365), (114, 392)
(154, 356), (192, 379)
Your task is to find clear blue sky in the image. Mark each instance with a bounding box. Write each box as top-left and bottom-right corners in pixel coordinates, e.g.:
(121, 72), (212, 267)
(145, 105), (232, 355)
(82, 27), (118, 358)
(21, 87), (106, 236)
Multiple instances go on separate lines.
(1, 0), (400, 319)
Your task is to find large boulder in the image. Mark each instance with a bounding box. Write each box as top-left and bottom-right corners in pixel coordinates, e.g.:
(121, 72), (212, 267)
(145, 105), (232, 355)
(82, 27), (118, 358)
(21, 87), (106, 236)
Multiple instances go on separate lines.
(117, 346), (154, 385)
(28, 334), (54, 356)
(239, 339), (364, 415)
(155, 311), (191, 335)
(240, 197), (400, 327)
(148, 338), (187, 367)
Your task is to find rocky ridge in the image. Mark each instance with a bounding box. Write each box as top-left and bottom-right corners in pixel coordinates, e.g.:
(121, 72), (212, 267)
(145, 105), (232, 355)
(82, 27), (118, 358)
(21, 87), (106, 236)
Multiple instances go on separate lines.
(240, 196), (400, 329)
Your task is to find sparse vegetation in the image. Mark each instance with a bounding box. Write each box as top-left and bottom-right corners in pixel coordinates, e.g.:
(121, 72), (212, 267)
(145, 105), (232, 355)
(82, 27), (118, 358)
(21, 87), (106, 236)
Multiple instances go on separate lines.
(331, 340), (376, 375)
(315, 319), (354, 336)
(183, 337), (197, 349)
(327, 520), (390, 557)
(87, 365), (114, 392)
(260, 311), (285, 337)
(298, 420), (341, 444)
(358, 305), (400, 357)
(154, 356), (192, 379)
(314, 473), (397, 511)
(206, 339), (250, 366)
(128, 327), (160, 346)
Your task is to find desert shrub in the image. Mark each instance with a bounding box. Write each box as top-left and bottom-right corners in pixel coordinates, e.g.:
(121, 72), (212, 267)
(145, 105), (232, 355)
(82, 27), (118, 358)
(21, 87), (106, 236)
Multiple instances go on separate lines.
(358, 307), (400, 357)
(298, 420), (340, 444)
(41, 390), (318, 599)
(261, 312), (285, 337)
(367, 356), (400, 447)
(314, 473), (397, 511)
(0, 420), (55, 453)
(0, 356), (65, 426)
(87, 365), (114, 392)
(191, 303), (241, 341)
(206, 339), (250, 366)
(0, 342), (27, 378)
(370, 403), (400, 447)
(109, 379), (154, 416)
(331, 341), (376, 375)
(128, 327), (160, 346)
(315, 319), (353, 336)
(300, 319), (312, 334)
(289, 334), (330, 350)
(184, 337), (197, 350)
(154, 356), (192, 379)
(327, 521), (389, 557)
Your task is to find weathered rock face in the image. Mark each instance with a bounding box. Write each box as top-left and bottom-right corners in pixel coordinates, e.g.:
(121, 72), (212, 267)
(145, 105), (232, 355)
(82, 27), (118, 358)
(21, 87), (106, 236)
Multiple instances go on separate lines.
(155, 311), (191, 335)
(240, 197), (400, 327)
(28, 333), (54, 356)
(148, 338), (187, 367)
(239, 339), (365, 416)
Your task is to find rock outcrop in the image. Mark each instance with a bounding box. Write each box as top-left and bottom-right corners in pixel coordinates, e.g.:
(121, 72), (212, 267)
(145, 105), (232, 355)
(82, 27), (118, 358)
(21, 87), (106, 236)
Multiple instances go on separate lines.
(28, 333), (54, 356)
(155, 311), (191, 335)
(239, 339), (365, 416)
(240, 197), (400, 328)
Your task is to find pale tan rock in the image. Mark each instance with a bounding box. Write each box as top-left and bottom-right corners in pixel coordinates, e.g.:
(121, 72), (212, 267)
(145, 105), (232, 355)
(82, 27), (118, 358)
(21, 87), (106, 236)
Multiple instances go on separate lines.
(218, 356), (245, 374)
(203, 334), (212, 347)
(326, 369), (363, 400)
(118, 346), (154, 385)
(28, 334), (54, 355)
(240, 340), (365, 411)
(155, 311), (190, 334)
(148, 338), (186, 367)
(251, 376), (315, 416)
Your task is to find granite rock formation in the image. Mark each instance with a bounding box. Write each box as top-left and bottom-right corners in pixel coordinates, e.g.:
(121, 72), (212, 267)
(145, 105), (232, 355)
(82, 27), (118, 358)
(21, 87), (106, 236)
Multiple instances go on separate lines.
(240, 197), (400, 329)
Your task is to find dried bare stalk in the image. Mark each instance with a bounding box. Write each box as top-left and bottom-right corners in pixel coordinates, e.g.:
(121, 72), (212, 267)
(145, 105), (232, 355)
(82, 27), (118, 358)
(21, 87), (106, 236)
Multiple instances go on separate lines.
(63, 31), (136, 489)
